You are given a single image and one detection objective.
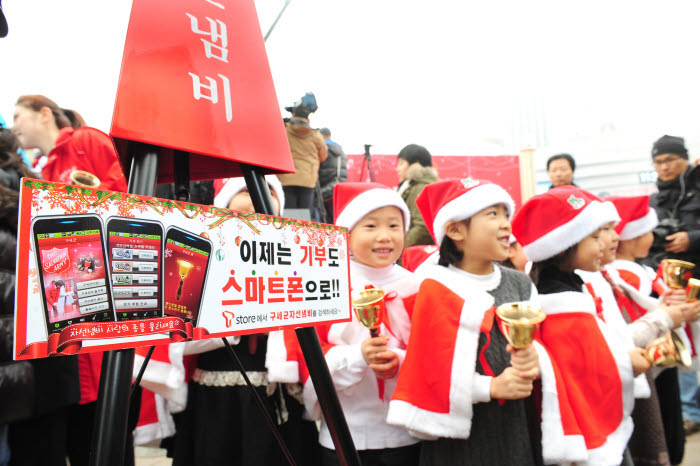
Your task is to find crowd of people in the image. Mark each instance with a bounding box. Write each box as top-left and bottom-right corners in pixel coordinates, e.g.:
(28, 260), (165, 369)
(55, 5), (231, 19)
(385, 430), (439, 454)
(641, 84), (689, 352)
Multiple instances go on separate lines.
(1, 92), (700, 466)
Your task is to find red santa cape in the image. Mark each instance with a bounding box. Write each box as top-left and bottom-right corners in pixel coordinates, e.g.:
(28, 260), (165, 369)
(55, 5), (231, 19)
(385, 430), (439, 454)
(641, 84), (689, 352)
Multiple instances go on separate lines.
(577, 269), (651, 399)
(388, 264), (634, 465)
(133, 343), (190, 444)
(537, 291), (635, 465)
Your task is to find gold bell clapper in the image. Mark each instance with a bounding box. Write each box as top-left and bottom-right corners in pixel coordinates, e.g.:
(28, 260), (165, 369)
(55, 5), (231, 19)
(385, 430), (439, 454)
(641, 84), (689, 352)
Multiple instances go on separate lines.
(660, 259), (695, 290)
(495, 302), (546, 349)
(176, 259), (195, 300)
(645, 331), (692, 367)
(69, 170), (101, 188)
(352, 288), (386, 337)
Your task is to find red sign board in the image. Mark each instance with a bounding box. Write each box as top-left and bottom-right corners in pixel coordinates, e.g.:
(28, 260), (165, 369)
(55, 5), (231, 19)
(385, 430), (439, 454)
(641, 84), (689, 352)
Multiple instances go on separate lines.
(347, 154), (522, 208)
(110, 0), (294, 183)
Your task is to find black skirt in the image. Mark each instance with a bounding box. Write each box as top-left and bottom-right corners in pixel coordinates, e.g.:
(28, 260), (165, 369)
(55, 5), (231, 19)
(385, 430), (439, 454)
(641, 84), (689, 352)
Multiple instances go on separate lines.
(172, 336), (321, 466)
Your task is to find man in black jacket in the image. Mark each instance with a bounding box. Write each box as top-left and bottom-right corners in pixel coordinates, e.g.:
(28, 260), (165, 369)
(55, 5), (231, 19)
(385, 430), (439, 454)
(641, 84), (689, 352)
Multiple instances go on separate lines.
(644, 134), (700, 451)
(316, 127), (346, 223)
(645, 135), (700, 271)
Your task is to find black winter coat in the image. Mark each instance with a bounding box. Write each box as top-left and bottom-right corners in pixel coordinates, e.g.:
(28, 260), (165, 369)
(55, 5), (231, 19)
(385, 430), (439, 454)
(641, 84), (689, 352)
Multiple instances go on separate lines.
(643, 166), (700, 274)
(317, 141), (347, 201)
(0, 163), (79, 423)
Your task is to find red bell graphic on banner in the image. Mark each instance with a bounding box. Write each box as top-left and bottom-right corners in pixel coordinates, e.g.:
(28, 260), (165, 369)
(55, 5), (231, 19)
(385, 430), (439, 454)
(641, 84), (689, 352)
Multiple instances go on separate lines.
(110, 0), (294, 183)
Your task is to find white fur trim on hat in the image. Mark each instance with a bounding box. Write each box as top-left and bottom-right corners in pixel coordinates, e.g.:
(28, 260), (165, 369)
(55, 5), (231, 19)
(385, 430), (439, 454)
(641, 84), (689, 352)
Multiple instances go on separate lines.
(619, 209), (658, 241)
(523, 201), (620, 262)
(335, 188), (410, 232)
(432, 183), (515, 245)
(213, 175), (285, 215)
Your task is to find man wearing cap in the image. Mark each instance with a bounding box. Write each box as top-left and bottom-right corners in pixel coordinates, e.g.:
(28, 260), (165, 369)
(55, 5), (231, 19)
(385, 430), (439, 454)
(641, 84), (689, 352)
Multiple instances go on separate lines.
(645, 134), (700, 440)
(645, 135), (700, 271)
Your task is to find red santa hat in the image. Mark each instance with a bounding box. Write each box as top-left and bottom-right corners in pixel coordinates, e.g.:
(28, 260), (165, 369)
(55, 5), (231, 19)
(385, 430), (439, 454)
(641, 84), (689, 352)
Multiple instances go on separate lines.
(213, 175), (285, 215)
(606, 195), (658, 241)
(333, 182), (410, 232)
(415, 178), (515, 245)
(511, 186), (620, 262)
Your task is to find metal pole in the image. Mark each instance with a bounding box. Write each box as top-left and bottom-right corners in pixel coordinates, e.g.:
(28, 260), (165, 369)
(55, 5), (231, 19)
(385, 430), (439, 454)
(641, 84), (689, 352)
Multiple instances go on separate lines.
(264, 0), (292, 42)
(240, 164), (361, 466)
(89, 142), (159, 466)
(131, 345), (155, 398)
(173, 150), (191, 202)
(221, 338), (296, 465)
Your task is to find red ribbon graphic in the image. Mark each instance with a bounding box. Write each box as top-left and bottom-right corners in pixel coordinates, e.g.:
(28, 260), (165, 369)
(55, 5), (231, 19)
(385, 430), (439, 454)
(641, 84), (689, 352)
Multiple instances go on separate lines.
(18, 317), (212, 358)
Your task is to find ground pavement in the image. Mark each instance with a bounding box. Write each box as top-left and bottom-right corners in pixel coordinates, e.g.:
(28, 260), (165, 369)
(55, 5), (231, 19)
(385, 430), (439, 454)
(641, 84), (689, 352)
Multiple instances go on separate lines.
(135, 433), (700, 465)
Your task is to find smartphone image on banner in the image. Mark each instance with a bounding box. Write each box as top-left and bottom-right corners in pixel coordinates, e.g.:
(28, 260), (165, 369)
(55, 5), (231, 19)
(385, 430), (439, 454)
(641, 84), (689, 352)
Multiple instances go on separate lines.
(163, 226), (212, 325)
(106, 217), (164, 321)
(31, 214), (115, 335)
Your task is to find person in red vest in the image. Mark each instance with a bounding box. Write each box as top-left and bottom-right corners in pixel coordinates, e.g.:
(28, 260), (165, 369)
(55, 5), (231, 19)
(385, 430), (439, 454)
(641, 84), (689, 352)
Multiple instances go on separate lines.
(12, 95), (127, 192)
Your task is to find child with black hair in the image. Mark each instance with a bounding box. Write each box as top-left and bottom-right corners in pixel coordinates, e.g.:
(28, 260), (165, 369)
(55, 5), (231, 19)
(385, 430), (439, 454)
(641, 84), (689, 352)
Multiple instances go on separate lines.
(512, 185), (649, 465)
(298, 182), (421, 466)
(388, 178), (552, 466)
(604, 195), (699, 465)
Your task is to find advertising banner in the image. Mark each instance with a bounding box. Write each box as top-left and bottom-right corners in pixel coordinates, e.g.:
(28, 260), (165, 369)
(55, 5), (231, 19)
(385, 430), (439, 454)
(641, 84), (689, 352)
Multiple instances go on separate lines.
(347, 154), (522, 207)
(14, 179), (351, 360)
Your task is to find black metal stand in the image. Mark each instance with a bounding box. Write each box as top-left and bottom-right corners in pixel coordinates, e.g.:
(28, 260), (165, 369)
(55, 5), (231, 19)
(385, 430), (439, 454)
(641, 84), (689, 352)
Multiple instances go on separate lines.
(89, 143), (159, 466)
(314, 180), (329, 223)
(131, 150), (189, 396)
(360, 144), (375, 182)
(241, 164), (361, 466)
(221, 338), (296, 465)
(131, 345), (155, 397)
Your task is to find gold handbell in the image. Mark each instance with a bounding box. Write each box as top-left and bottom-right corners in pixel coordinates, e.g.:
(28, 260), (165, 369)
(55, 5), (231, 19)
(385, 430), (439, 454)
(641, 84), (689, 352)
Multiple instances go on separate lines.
(69, 170), (101, 188)
(176, 259), (195, 300)
(352, 288), (386, 337)
(660, 259), (696, 290)
(495, 302), (546, 349)
(687, 278), (700, 302)
(645, 331), (692, 367)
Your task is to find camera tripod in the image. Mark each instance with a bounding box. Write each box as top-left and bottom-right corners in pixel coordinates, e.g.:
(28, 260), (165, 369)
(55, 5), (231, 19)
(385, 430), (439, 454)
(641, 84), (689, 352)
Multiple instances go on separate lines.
(359, 144), (375, 182)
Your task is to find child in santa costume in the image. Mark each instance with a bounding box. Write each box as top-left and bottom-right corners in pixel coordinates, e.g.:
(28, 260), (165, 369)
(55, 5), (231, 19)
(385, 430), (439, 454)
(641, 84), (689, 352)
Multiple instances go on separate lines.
(297, 182), (420, 466)
(604, 195), (700, 465)
(172, 175), (320, 466)
(387, 178), (549, 466)
(513, 185), (655, 465)
(604, 196), (696, 347)
(573, 198), (665, 465)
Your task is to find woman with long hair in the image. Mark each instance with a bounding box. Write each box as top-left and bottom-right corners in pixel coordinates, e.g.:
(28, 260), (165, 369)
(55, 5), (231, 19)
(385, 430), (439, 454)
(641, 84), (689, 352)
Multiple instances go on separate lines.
(12, 95), (126, 191)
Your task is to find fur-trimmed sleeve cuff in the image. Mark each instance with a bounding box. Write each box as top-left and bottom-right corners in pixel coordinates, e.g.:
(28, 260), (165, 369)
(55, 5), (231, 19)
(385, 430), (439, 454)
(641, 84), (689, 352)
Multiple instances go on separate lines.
(472, 374), (492, 403)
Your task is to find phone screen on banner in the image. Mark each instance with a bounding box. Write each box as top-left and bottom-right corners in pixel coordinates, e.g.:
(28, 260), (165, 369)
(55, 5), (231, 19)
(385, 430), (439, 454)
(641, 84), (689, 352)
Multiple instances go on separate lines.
(109, 231), (162, 320)
(164, 238), (209, 323)
(36, 229), (113, 332)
